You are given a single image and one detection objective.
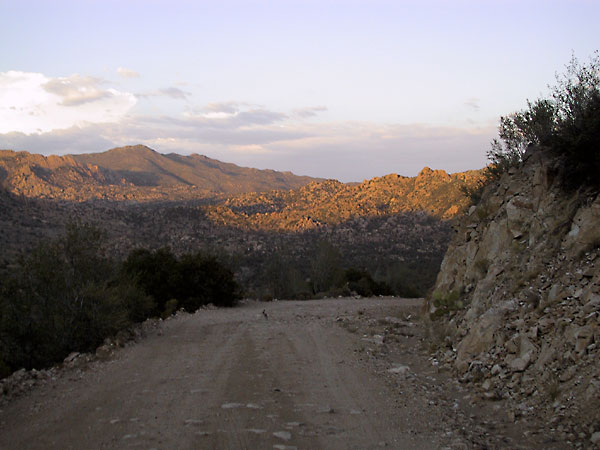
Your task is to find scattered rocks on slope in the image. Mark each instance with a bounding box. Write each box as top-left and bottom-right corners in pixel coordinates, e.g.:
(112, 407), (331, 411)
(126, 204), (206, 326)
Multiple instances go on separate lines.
(338, 304), (564, 449)
(426, 146), (600, 448)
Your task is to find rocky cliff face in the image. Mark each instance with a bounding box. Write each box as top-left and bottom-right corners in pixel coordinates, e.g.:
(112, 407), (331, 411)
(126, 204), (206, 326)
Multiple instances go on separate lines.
(428, 146), (600, 445)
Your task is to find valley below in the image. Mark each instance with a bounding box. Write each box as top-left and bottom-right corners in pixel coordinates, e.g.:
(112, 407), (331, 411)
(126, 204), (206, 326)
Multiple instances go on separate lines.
(0, 298), (563, 449)
(1, 146), (480, 298)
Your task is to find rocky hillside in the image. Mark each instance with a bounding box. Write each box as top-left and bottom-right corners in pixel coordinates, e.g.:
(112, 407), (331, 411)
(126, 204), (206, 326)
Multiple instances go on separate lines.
(0, 186), (453, 297)
(0, 146), (319, 201)
(0, 163), (483, 297)
(427, 146), (600, 447)
(207, 167), (483, 231)
(0, 147), (484, 297)
(0, 187), (64, 263)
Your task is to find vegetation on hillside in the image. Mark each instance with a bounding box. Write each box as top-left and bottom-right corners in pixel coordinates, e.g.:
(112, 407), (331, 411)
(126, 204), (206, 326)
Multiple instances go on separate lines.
(477, 51), (600, 198)
(1, 154), (482, 307)
(260, 240), (409, 300)
(0, 224), (239, 378)
(1, 186), (452, 304)
(122, 247), (240, 314)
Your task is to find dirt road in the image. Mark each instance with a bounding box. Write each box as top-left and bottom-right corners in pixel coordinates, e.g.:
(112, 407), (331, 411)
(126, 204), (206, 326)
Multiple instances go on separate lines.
(0, 298), (559, 449)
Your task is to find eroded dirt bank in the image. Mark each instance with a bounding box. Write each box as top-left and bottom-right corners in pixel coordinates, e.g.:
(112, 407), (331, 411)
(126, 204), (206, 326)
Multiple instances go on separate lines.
(0, 298), (563, 449)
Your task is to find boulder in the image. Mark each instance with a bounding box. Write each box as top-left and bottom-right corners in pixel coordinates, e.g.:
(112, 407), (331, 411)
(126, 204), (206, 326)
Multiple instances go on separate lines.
(509, 354), (531, 372)
(535, 342), (557, 370)
(95, 345), (113, 359)
(491, 364), (502, 376)
(456, 309), (503, 372)
(506, 196), (533, 239)
(506, 335), (537, 372)
(583, 293), (600, 314)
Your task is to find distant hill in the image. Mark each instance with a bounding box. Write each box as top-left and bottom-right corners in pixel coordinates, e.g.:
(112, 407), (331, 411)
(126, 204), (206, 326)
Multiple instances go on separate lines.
(0, 145), (320, 201)
(207, 167), (485, 231)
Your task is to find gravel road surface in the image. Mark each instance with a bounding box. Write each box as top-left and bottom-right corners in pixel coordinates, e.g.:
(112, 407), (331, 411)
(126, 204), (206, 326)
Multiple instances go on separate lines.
(0, 298), (559, 449)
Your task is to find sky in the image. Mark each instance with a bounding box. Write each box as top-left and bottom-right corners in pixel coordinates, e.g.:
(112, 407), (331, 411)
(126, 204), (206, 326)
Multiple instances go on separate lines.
(0, 0), (598, 181)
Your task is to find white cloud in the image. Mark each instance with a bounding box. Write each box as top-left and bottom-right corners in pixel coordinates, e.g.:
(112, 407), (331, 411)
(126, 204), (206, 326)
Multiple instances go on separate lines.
(292, 106), (328, 118)
(42, 74), (111, 106)
(183, 102), (287, 127)
(0, 71), (137, 134)
(158, 87), (189, 100)
(116, 67), (140, 78)
(194, 101), (244, 118)
(137, 87), (191, 100)
(202, 101), (243, 114)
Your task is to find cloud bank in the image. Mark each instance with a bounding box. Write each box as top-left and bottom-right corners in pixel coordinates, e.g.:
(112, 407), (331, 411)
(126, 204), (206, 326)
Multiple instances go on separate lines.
(0, 71), (492, 181)
(0, 71), (136, 134)
(0, 109), (492, 181)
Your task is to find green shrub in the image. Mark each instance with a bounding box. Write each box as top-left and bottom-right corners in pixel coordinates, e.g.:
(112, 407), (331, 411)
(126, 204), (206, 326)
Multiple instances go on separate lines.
(380, 261), (430, 298)
(122, 248), (241, 311)
(542, 373), (561, 401)
(162, 299), (179, 318)
(117, 279), (156, 323)
(423, 318), (455, 353)
(488, 98), (556, 175)
(342, 268), (392, 297)
(460, 179), (488, 205)
(121, 247), (178, 315)
(551, 53), (600, 188)
(175, 253), (240, 309)
(0, 223), (150, 374)
(430, 290), (464, 318)
(310, 240), (344, 294)
(0, 358), (11, 379)
(486, 51), (600, 190)
(0, 225), (242, 378)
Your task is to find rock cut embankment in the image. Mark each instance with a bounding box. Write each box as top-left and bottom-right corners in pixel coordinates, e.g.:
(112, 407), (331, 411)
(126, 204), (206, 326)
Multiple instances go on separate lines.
(428, 146), (600, 446)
